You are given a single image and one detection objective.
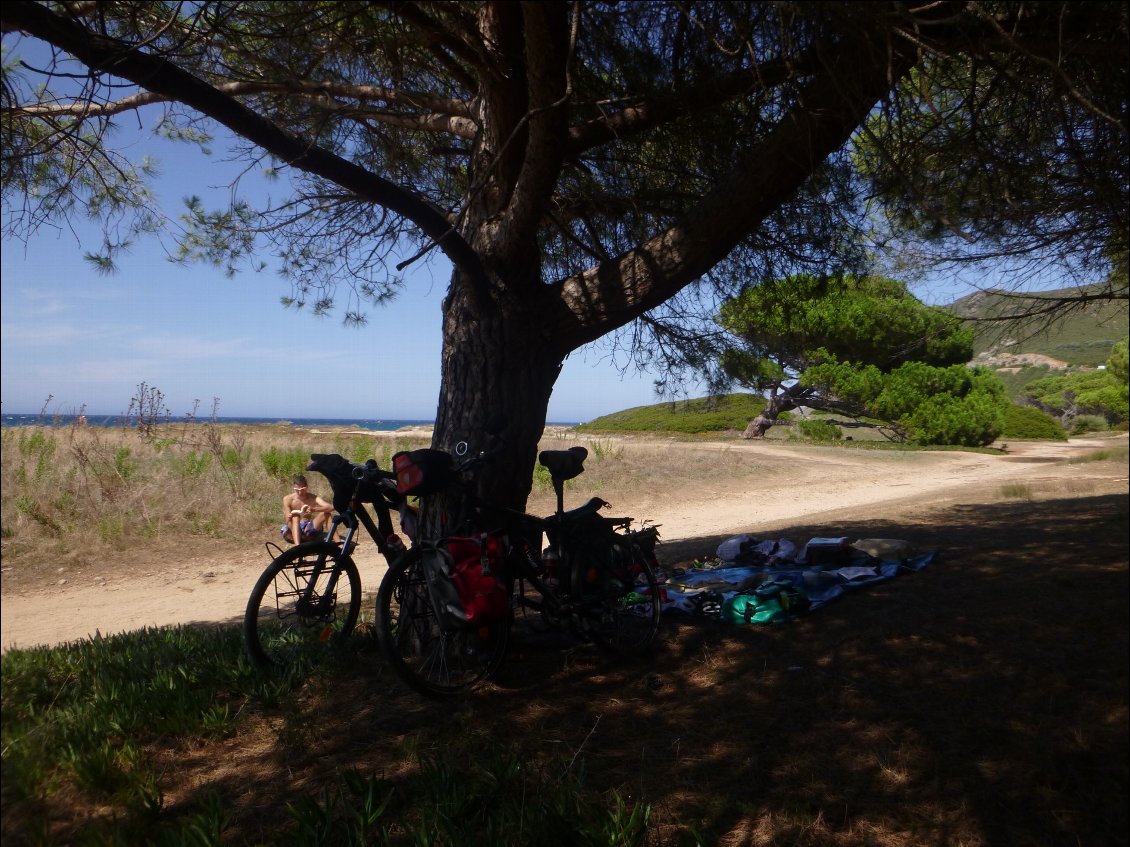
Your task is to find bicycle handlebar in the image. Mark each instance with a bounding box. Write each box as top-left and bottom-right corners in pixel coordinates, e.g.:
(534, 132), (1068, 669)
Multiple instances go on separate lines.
(351, 460), (396, 484)
(307, 453), (401, 510)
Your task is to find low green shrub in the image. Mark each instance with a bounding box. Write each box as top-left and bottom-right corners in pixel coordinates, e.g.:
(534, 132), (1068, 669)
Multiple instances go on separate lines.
(1070, 414), (1109, 435)
(172, 449), (212, 480)
(261, 446), (312, 482)
(577, 393), (766, 433)
(1000, 404), (1068, 441)
(796, 419), (842, 442)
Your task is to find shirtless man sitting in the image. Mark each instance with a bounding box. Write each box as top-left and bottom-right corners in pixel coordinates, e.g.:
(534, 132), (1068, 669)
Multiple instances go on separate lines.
(280, 475), (334, 543)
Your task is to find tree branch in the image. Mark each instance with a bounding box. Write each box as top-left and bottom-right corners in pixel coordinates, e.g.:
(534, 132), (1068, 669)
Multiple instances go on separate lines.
(549, 21), (919, 350)
(566, 53), (810, 156)
(495, 1), (572, 258)
(2, 0), (487, 290)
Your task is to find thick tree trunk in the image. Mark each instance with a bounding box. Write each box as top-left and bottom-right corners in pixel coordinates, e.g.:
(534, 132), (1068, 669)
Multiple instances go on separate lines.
(742, 415), (772, 439)
(742, 389), (798, 439)
(431, 268), (564, 513)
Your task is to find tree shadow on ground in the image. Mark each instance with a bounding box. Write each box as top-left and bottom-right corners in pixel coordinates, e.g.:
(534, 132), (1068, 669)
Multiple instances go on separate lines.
(140, 491), (1126, 846)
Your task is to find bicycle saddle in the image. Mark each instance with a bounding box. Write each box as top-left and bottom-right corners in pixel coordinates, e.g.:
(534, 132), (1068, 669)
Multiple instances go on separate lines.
(538, 446), (588, 481)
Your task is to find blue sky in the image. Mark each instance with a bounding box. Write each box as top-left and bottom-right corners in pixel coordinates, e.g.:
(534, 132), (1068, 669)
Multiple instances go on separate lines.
(0, 33), (681, 423)
(0, 145), (1059, 424)
(1, 218), (666, 423)
(0, 144), (677, 424)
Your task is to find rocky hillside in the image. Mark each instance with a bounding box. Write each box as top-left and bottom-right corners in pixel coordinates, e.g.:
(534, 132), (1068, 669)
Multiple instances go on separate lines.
(948, 288), (1127, 368)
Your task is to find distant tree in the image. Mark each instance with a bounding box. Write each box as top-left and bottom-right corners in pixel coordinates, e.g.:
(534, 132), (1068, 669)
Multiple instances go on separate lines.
(1019, 337), (1130, 427)
(2, 2), (1125, 509)
(715, 274), (979, 440)
(1109, 336), (1130, 385)
(796, 360), (1008, 447)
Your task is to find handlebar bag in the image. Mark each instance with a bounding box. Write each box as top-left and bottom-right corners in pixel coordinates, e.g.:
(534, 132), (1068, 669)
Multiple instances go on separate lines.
(393, 449), (455, 496)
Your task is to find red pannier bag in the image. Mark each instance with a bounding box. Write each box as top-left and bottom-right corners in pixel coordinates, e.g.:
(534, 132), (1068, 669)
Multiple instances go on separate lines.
(444, 534), (509, 626)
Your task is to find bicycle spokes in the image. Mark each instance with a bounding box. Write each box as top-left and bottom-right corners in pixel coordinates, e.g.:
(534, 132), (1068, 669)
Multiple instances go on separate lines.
(244, 542), (361, 670)
(376, 551), (510, 696)
(278, 555), (340, 623)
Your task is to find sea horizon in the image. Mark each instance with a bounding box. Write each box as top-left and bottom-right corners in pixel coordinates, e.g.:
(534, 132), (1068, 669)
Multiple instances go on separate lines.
(1, 412), (581, 430)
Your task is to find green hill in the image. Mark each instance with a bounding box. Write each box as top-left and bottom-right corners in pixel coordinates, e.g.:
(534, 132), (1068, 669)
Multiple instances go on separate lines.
(949, 287), (1127, 367)
(576, 393), (766, 433)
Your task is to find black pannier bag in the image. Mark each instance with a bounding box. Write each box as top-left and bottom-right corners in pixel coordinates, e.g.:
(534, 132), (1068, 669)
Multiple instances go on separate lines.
(553, 513), (628, 596)
(393, 449), (456, 496)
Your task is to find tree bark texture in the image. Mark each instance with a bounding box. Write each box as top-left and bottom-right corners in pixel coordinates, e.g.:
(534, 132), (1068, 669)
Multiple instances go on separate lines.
(433, 267), (564, 512)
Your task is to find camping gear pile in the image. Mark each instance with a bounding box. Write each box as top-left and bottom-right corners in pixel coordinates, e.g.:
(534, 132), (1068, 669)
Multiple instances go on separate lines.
(655, 534), (937, 625)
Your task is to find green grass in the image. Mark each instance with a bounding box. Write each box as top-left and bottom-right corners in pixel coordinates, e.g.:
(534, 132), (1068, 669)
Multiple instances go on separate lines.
(0, 627), (664, 846)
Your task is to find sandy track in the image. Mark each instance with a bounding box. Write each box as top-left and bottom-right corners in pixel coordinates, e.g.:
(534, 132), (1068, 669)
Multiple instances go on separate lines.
(2, 435), (1124, 652)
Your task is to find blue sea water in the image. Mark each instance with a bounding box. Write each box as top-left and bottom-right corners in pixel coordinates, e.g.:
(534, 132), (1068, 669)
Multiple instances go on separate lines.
(1, 413), (432, 431)
(1, 413), (579, 430)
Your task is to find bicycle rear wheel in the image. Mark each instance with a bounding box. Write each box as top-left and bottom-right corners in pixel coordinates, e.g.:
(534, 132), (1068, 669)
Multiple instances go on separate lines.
(375, 548), (510, 696)
(583, 543), (662, 655)
(243, 541), (361, 669)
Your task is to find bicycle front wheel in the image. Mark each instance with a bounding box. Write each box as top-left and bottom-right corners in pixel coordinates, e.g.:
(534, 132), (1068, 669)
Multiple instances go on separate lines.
(243, 541), (361, 670)
(375, 549), (510, 696)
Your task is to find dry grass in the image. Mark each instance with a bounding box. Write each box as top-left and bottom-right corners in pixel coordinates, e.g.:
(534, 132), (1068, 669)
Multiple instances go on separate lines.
(0, 423), (431, 574)
(0, 425), (770, 579)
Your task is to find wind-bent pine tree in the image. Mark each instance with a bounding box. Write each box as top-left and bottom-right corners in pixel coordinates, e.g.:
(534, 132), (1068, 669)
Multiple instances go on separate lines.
(715, 274), (976, 437)
(2, 2), (1125, 509)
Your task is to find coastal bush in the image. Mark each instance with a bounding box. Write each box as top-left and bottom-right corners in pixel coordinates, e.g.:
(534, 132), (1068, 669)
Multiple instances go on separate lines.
(1000, 404), (1068, 441)
(349, 438), (378, 465)
(171, 449), (212, 481)
(261, 446), (314, 481)
(899, 382), (1006, 446)
(576, 392), (766, 433)
(795, 419), (842, 442)
(1071, 414), (1109, 434)
(1019, 337), (1130, 427)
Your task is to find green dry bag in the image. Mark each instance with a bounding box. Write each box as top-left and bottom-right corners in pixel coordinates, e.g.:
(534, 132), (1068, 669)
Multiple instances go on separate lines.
(723, 593), (786, 625)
